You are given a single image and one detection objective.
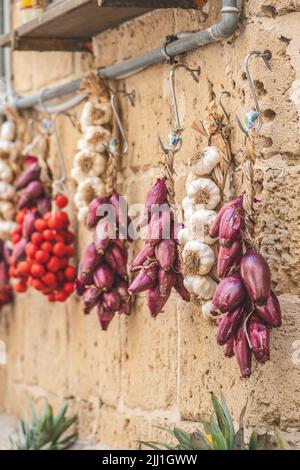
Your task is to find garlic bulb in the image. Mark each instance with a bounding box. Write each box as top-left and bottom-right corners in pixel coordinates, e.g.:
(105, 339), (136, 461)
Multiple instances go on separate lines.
(72, 150), (106, 183)
(183, 275), (217, 300)
(77, 137), (106, 154)
(0, 201), (15, 220)
(0, 220), (17, 240)
(74, 192), (87, 210)
(76, 177), (106, 206)
(0, 182), (15, 201)
(190, 146), (220, 176)
(0, 160), (13, 183)
(190, 209), (217, 245)
(178, 227), (192, 245)
(181, 196), (195, 226)
(1, 121), (16, 142)
(185, 172), (198, 193)
(80, 102), (112, 132)
(201, 300), (213, 320)
(182, 240), (215, 275)
(187, 177), (221, 210)
(77, 206), (89, 223)
(0, 141), (19, 160)
(84, 126), (111, 150)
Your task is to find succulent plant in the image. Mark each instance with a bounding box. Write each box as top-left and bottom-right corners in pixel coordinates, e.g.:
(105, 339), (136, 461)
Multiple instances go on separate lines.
(10, 400), (77, 450)
(140, 393), (291, 450)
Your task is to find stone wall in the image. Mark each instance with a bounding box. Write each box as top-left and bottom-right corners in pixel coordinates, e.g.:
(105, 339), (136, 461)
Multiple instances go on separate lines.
(0, 0), (300, 449)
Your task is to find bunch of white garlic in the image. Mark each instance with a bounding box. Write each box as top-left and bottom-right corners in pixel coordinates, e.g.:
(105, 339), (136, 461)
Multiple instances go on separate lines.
(72, 99), (113, 223)
(179, 146), (222, 317)
(0, 120), (19, 239)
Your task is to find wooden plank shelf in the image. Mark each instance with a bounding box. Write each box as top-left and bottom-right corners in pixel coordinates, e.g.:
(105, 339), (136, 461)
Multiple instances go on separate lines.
(0, 0), (206, 52)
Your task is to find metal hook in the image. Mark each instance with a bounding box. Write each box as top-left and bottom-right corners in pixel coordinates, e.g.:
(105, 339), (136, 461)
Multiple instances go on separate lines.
(218, 91), (231, 123)
(158, 63), (200, 154)
(236, 49), (272, 135)
(110, 89), (135, 155)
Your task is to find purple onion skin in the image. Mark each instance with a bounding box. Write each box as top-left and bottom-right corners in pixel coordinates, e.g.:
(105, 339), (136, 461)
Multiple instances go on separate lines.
(219, 206), (244, 247)
(94, 218), (115, 253)
(224, 337), (235, 358)
(15, 163), (41, 191)
(109, 191), (128, 230)
(234, 323), (252, 378)
(0, 260), (9, 288)
(128, 264), (157, 295)
(75, 279), (86, 296)
(209, 197), (243, 239)
(23, 180), (44, 199)
(130, 244), (155, 272)
(240, 250), (271, 306)
(147, 285), (170, 317)
(145, 178), (167, 211)
(12, 238), (27, 263)
(136, 211), (150, 230)
(37, 197), (51, 216)
(87, 197), (107, 229)
(22, 211), (37, 240)
(155, 239), (177, 271)
(216, 305), (244, 346)
(80, 243), (103, 278)
(103, 289), (121, 311)
(248, 316), (270, 363)
(211, 273), (246, 315)
(118, 299), (131, 315)
(82, 286), (102, 313)
(217, 240), (242, 278)
(255, 291), (282, 328)
(105, 242), (128, 278)
(174, 273), (190, 302)
(115, 279), (130, 302)
(158, 268), (176, 297)
(93, 264), (114, 291)
(2, 242), (12, 265)
(147, 210), (172, 246)
(97, 304), (114, 331)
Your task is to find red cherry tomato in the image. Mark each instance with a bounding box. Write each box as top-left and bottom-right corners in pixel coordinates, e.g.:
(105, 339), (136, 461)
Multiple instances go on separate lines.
(43, 211), (52, 221)
(31, 232), (44, 246)
(47, 293), (56, 302)
(14, 281), (28, 293)
(9, 266), (18, 278)
(42, 272), (57, 287)
(12, 233), (21, 244)
(56, 211), (69, 228)
(55, 194), (68, 209)
(34, 219), (47, 232)
(17, 261), (30, 276)
(31, 279), (45, 291)
(59, 257), (68, 269)
(47, 256), (61, 273)
(30, 263), (46, 277)
(35, 250), (50, 264)
(64, 231), (75, 244)
(41, 241), (52, 252)
(52, 242), (66, 258)
(64, 265), (76, 281)
(43, 229), (56, 241)
(55, 291), (68, 302)
(66, 245), (74, 257)
(63, 282), (75, 295)
(16, 211), (25, 224)
(25, 243), (38, 259)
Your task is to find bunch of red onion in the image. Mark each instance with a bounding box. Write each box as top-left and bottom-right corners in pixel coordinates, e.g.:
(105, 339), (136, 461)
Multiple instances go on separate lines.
(76, 191), (131, 330)
(0, 240), (13, 309)
(209, 196), (281, 378)
(128, 178), (190, 317)
(10, 156), (76, 301)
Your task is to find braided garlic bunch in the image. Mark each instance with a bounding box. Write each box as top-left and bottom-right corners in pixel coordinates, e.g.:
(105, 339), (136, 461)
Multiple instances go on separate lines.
(72, 75), (112, 223)
(0, 118), (22, 239)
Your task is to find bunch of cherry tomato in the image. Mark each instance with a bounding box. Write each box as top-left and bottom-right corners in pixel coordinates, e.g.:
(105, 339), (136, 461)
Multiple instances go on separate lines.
(10, 194), (76, 302)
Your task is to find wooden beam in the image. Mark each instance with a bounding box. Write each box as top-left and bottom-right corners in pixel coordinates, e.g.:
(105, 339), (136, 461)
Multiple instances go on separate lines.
(98, 0), (207, 7)
(13, 37), (92, 52)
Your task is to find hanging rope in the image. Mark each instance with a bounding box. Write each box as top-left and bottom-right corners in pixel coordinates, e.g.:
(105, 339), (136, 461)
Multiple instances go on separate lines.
(161, 148), (176, 207)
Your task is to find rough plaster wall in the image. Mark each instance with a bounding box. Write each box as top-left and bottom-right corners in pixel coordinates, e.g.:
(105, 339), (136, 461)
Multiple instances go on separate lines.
(0, 0), (300, 449)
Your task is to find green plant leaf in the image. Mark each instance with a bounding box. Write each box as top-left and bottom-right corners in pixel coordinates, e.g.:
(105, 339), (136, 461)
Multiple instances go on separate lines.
(140, 440), (176, 450)
(211, 393), (232, 449)
(191, 431), (213, 450)
(274, 431), (291, 450)
(173, 428), (194, 450)
(209, 418), (228, 450)
(249, 430), (258, 450)
(220, 393), (235, 449)
(234, 402), (247, 450)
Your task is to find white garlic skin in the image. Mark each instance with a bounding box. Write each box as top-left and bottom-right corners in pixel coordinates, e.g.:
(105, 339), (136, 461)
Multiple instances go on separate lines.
(178, 227), (192, 246)
(201, 300), (213, 320)
(0, 182), (15, 201)
(77, 206), (89, 223)
(190, 146), (220, 176)
(190, 209), (217, 245)
(0, 201), (15, 220)
(80, 102), (112, 132)
(0, 220), (17, 240)
(76, 176), (106, 206)
(187, 177), (221, 210)
(183, 274), (217, 300)
(181, 196), (195, 227)
(84, 125), (111, 149)
(1, 121), (16, 142)
(182, 240), (215, 275)
(72, 150), (106, 183)
(0, 160), (13, 183)
(185, 172), (198, 193)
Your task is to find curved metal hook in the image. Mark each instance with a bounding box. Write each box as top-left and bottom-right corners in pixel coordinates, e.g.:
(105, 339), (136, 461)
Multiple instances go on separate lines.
(158, 63), (200, 154)
(110, 89), (135, 155)
(218, 91), (231, 123)
(237, 49), (272, 135)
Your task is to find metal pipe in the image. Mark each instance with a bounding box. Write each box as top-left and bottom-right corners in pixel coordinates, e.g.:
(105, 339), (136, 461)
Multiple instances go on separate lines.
(4, 0), (241, 113)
